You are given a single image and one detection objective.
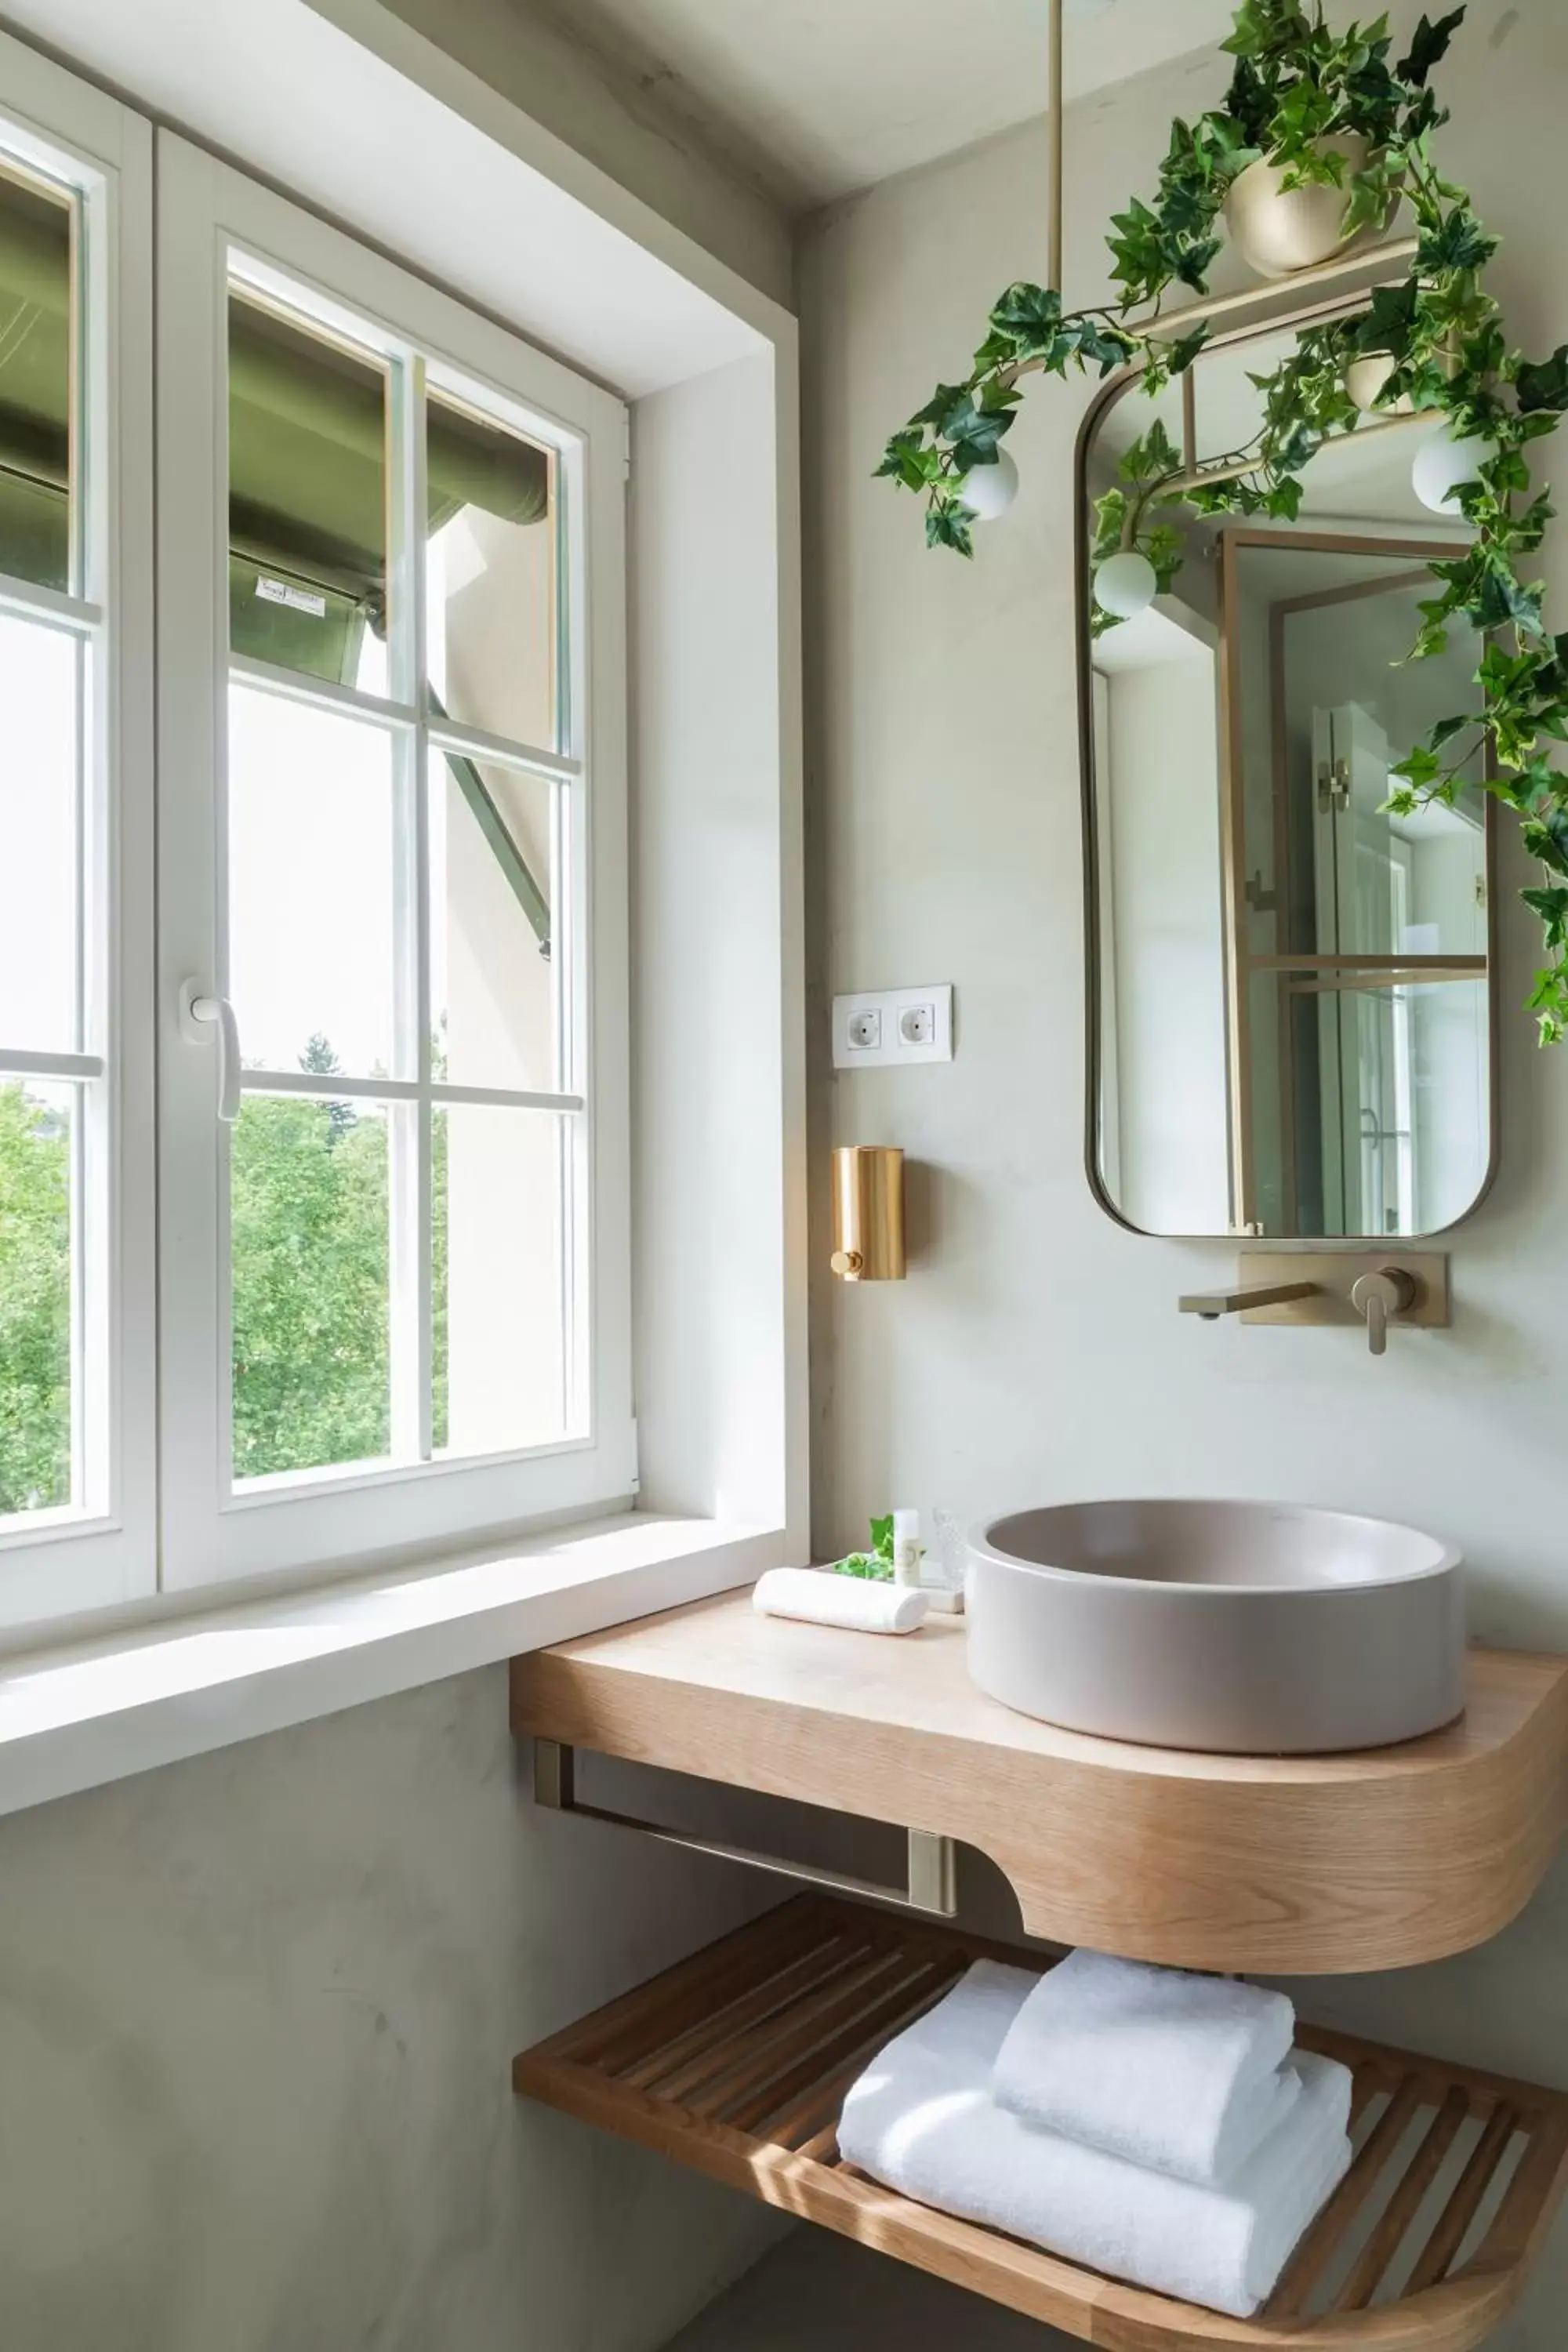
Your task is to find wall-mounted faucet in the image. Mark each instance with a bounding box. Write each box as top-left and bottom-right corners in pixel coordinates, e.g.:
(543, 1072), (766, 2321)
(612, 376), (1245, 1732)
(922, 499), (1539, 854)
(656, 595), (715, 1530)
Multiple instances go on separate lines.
(1349, 1267), (1418, 1357)
(1180, 1254), (1449, 1356)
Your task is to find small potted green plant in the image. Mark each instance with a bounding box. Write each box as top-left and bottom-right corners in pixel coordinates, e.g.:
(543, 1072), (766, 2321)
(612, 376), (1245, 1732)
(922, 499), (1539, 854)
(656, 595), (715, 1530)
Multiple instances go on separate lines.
(833, 1515), (897, 1581)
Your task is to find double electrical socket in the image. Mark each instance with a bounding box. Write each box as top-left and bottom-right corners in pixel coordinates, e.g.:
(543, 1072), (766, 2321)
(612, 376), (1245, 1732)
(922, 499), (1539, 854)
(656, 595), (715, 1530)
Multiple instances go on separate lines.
(831, 984), (954, 1069)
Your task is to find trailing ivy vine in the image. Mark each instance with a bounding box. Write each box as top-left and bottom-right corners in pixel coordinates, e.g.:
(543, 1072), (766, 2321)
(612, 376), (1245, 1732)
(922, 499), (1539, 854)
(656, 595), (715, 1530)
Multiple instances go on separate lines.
(878, 2), (1568, 1040)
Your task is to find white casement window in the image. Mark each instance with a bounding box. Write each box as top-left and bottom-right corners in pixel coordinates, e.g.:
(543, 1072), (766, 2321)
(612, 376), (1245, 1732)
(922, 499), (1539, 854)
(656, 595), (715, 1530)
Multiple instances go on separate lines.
(0, 64), (633, 1627)
(157, 141), (633, 1592)
(0, 42), (155, 1626)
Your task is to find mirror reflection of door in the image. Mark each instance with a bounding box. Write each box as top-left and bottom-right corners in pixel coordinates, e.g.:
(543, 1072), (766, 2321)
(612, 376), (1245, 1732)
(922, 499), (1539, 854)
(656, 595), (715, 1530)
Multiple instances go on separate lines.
(1310, 702), (1412, 1236)
(1224, 536), (1490, 1243)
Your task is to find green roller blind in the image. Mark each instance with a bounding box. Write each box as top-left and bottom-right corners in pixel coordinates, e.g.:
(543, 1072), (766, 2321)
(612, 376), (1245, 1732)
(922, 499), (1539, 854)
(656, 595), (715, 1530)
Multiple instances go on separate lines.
(226, 294), (550, 681)
(0, 226), (554, 953)
(0, 166), (71, 592)
(0, 223), (550, 639)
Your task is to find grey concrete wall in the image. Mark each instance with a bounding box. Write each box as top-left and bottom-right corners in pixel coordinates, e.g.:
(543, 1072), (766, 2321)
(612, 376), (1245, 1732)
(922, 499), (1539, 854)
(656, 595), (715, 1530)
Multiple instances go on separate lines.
(0, 1668), (786, 2352)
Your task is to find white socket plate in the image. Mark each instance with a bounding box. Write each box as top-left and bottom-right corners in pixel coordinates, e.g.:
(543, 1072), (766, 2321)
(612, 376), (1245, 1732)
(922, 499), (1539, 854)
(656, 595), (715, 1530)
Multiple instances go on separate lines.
(831, 985), (954, 1069)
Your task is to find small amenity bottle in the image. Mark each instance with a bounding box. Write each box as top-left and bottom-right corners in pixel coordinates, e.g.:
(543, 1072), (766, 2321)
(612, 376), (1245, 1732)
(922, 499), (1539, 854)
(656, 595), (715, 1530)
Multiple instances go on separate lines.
(891, 1508), (921, 1587)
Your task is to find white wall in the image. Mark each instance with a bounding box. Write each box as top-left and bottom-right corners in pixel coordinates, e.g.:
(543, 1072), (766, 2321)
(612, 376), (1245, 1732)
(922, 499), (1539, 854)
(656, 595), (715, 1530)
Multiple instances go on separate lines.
(802, 5), (1568, 2334)
(631, 348), (808, 1545)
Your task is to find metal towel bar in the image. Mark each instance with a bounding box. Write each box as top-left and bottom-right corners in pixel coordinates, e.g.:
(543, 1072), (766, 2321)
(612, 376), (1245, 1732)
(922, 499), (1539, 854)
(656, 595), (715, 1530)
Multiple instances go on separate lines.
(532, 1737), (959, 1917)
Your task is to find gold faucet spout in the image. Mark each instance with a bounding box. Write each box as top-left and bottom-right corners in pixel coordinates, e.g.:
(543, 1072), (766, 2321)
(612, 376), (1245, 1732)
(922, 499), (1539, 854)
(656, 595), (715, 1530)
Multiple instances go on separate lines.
(1178, 1280), (1321, 1323)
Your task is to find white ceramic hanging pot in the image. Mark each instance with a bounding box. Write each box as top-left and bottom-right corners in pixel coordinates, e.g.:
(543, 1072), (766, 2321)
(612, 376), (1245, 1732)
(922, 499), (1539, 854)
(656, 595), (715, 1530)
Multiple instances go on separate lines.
(1225, 134), (1377, 280)
(1344, 350), (1414, 416)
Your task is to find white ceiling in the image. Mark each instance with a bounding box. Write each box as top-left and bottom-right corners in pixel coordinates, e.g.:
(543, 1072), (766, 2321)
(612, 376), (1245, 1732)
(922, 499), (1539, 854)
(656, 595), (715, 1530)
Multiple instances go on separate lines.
(531, 0), (1240, 210)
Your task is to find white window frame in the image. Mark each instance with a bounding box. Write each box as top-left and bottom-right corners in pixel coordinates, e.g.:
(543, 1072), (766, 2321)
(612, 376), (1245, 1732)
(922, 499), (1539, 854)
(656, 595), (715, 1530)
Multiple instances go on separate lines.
(155, 135), (634, 1593)
(0, 34), (155, 1630)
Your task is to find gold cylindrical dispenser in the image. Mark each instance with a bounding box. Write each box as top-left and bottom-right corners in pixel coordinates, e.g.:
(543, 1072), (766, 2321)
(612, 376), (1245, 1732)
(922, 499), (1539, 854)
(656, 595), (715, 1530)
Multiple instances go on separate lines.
(830, 1146), (906, 1282)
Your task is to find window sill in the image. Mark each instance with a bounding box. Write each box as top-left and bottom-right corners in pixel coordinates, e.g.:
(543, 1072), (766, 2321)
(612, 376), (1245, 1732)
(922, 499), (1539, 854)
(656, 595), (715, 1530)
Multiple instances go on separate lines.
(0, 1515), (786, 1818)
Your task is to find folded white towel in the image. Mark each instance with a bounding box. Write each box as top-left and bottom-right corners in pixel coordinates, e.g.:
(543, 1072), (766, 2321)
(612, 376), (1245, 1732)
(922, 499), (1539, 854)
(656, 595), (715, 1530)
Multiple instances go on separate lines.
(753, 1567), (927, 1635)
(839, 1962), (1352, 2319)
(993, 1945), (1298, 2185)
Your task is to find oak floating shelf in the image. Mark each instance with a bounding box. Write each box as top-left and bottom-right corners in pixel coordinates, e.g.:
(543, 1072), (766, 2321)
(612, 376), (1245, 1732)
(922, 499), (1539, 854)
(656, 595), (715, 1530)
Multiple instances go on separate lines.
(514, 1896), (1568, 2352)
(510, 1594), (1568, 1974)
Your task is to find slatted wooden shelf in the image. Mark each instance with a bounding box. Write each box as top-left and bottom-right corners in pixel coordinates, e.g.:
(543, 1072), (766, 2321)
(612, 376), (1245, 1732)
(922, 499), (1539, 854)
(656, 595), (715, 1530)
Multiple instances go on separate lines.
(514, 1895), (1568, 2352)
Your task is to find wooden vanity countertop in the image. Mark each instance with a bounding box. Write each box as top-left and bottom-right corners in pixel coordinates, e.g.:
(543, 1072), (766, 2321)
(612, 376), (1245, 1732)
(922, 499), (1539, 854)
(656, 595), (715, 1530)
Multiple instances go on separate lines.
(510, 1592), (1568, 1974)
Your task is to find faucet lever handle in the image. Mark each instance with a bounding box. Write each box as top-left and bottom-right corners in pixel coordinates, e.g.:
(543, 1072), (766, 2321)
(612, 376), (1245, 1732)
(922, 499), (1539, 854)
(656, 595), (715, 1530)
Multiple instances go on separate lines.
(1350, 1268), (1418, 1357)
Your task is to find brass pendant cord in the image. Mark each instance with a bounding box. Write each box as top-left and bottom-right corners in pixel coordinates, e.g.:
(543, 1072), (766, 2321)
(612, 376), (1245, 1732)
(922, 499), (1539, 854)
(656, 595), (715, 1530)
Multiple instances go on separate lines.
(1049, 0), (1064, 295)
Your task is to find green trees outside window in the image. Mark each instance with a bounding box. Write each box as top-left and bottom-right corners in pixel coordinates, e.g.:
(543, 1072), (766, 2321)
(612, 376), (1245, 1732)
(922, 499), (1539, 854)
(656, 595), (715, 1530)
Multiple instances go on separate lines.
(0, 1036), (452, 1514)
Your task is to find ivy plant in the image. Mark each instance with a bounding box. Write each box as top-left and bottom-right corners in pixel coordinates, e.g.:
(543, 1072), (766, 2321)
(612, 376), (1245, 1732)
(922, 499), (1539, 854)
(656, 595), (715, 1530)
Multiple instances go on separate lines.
(832, 1513), (897, 1581)
(878, 2), (1568, 1041)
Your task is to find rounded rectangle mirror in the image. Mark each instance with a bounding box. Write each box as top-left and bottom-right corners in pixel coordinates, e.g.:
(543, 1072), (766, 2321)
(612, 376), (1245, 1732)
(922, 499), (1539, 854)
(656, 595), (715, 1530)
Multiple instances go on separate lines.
(1079, 299), (1497, 1243)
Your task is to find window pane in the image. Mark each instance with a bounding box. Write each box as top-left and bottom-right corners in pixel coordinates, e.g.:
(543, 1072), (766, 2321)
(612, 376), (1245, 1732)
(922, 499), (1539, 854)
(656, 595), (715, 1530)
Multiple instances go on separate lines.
(227, 684), (401, 1080)
(231, 1093), (390, 1482)
(0, 612), (78, 1052)
(430, 746), (557, 1091)
(426, 391), (557, 750)
(0, 1079), (74, 1517)
(0, 162), (73, 594)
(228, 291), (389, 689)
(433, 1107), (567, 1457)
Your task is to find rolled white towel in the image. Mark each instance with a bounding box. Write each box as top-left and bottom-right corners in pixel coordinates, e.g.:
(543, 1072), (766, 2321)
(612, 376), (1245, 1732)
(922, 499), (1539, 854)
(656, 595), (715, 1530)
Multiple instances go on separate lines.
(993, 1945), (1298, 2185)
(838, 1962), (1352, 2320)
(753, 1567), (928, 1635)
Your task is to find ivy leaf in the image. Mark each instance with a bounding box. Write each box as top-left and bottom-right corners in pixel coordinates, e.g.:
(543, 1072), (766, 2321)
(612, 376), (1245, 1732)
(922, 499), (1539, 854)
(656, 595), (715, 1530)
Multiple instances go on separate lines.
(1392, 745), (1443, 793)
(869, 1513), (895, 1562)
(1429, 713), (1475, 749)
(1091, 488), (1129, 565)
(1356, 280), (1418, 361)
(909, 382), (975, 432)
(1530, 960), (1568, 1047)
(1401, 85), (1448, 143)
(924, 499), (975, 557)
(835, 1550), (893, 1582)
(1399, 9), (1465, 87)
(986, 281), (1064, 359)
(1164, 322), (1211, 375)
(873, 427), (934, 492)
(1476, 567), (1546, 640)
(1516, 347), (1568, 416)
(1523, 886), (1568, 950)
(1174, 235), (1224, 291)
(1417, 210), (1498, 276)
(1070, 318), (1138, 376)
(941, 396), (1016, 474)
(1523, 801), (1568, 877)
(1117, 417), (1182, 485)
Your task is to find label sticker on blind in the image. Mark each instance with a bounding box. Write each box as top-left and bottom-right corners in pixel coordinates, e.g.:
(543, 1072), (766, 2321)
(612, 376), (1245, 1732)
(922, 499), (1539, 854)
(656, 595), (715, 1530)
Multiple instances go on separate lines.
(256, 575), (328, 617)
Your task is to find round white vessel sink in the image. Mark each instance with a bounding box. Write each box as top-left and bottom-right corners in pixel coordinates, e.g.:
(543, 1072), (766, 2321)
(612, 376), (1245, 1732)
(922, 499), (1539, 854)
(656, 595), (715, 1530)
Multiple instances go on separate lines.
(967, 1500), (1465, 1755)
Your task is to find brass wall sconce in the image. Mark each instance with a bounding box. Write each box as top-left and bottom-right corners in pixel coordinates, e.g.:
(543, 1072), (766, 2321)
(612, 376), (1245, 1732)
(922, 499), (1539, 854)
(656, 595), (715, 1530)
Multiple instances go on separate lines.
(831, 1145), (906, 1282)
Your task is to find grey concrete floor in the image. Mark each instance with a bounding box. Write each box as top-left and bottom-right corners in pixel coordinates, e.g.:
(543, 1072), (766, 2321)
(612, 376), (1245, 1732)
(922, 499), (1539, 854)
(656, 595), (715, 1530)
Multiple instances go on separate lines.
(661, 2229), (1076, 2349)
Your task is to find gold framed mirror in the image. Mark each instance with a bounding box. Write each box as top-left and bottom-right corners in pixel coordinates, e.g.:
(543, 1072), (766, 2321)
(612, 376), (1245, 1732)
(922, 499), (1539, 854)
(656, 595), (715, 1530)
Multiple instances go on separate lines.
(1077, 296), (1497, 1242)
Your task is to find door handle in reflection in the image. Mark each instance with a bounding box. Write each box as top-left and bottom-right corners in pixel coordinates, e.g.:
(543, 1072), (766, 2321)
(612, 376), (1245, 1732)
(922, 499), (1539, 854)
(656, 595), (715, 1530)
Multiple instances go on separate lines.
(180, 982), (241, 1124)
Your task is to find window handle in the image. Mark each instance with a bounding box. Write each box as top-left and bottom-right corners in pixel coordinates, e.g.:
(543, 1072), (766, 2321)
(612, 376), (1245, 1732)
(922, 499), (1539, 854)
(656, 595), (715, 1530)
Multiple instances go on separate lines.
(180, 982), (241, 1124)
